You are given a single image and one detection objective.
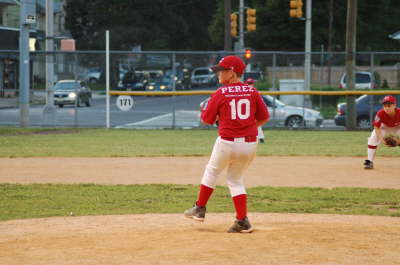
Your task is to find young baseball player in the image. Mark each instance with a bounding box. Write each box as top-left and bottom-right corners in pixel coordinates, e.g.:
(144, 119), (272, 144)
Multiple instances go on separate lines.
(245, 77), (265, 143)
(364, 95), (400, 169)
(184, 56), (270, 233)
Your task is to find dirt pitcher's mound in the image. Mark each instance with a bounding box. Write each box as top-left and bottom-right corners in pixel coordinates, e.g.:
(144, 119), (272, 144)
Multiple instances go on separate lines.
(1, 213), (400, 265)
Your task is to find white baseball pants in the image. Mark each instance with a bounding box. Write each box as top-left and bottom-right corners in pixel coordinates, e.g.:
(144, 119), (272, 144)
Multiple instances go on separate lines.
(201, 136), (258, 197)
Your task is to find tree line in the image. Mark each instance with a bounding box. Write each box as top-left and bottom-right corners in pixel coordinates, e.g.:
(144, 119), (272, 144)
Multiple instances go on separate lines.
(65, 0), (400, 51)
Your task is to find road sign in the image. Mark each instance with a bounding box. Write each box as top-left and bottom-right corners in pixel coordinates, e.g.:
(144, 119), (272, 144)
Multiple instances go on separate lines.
(116, 95), (134, 111)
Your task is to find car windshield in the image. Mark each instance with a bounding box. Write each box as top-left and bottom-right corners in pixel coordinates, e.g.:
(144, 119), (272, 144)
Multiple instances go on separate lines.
(54, 82), (77, 90)
(161, 76), (172, 83)
(344, 73), (371, 84)
(263, 95), (285, 107)
(354, 95), (368, 104)
(194, 69), (210, 75)
(243, 72), (261, 80)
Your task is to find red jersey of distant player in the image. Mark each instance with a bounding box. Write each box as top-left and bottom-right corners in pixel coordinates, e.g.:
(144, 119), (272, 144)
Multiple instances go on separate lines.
(373, 108), (400, 128)
(201, 81), (269, 138)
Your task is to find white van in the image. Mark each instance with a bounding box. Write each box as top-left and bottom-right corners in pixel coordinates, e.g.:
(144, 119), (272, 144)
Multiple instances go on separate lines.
(339, 71), (380, 89)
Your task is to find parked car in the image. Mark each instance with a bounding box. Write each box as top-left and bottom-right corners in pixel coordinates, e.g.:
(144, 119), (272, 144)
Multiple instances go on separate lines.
(84, 67), (102, 84)
(198, 95), (323, 128)
(117, 70), (146, 91)
(190, 67), (217, 88)
(261, 95), (323, 128)
(334, 94), (400, 128)
(339, 71), (381, 89)
(243, 71), (263, 82)
(145, 75), (184, 92)
(117, 70), (163, 91)
(53, 80), (92, 108)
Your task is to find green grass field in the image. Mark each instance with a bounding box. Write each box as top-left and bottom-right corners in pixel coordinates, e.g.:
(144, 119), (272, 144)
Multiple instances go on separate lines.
(1, 184), (399, 221)
(1, 127), (400, 157)
(1, 127), (399, 221)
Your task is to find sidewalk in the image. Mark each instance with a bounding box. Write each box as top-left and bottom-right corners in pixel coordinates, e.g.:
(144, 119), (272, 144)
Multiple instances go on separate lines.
(0, 91), (104, 109)
(0, 91), (45, 109)
(0, 96), (18, 109)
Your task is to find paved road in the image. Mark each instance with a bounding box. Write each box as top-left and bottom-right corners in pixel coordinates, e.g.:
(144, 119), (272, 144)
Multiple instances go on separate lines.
(0, 92), (342, 130)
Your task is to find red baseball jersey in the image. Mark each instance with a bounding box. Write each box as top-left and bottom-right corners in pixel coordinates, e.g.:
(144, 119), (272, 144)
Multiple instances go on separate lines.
(373, 107), (400, 128)
(201, 82), (269, 138)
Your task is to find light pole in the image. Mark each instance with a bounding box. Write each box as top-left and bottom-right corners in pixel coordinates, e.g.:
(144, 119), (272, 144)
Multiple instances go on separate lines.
(19, 0), (36, 127)
(304, 0), (312, 92)
(42, 0), (56, 126)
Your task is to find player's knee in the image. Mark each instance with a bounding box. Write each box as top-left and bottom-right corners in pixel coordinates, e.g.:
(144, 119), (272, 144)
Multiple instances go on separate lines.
(227, 181), (246, 196)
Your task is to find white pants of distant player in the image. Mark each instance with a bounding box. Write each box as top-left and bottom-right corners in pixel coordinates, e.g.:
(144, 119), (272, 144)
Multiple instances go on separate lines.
(257, 126), (264, 142)
(201, 137), (257, 196)
(368, 125), (400, 161)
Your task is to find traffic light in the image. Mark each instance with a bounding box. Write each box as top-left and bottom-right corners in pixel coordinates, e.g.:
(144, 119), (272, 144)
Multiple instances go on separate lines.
(289, 0), (303, 18)
(230, 13), (238, 37)
(246, 8), (256, 32)
(244, 48), (252, 63)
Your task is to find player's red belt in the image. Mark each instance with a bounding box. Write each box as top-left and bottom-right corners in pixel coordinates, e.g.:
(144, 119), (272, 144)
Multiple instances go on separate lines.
(221, 136), (257, 142)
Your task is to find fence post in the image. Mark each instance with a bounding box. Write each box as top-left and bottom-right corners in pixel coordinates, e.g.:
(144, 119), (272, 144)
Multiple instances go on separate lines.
(74, 52), (78, 127)
(272, 52), (277, 90)
(369, 52), (374, 127)
(106, 30), (110, 128)
(172, 52), (176, 129)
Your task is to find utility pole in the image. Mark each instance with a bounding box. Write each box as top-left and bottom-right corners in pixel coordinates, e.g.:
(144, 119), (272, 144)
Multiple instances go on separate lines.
(327, 0), (333, 85)
(19, 0), (36, 127)
(238, 0), (244, 51)
(345, 0), (357, 130)
(42, 0), (55, 125)
(304, 0), (312, 91)
(224, 0), (232, 51)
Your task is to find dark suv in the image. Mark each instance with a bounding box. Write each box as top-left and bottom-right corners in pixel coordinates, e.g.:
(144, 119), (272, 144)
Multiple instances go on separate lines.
(334, 94), (400, 128)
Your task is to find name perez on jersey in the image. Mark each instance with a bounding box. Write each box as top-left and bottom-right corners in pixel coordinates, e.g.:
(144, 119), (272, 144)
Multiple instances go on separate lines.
(221, 85), (254, 94)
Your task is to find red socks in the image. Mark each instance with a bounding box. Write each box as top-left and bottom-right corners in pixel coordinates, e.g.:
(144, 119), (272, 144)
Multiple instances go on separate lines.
(197, 186), (247, 220)
(232, 194), (247, 220)
(196, 184), (214, 207)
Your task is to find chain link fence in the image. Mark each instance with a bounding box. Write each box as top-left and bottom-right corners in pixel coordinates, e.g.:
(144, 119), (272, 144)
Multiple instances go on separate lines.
(1, 50), (400, 129)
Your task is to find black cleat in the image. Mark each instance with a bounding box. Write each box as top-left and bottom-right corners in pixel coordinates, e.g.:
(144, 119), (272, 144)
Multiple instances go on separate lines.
(364, 160), (374, 169)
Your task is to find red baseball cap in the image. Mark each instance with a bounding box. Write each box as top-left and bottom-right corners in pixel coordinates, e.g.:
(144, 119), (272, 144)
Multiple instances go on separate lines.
(211, 55), (245, 76)
(245, 78), (255, 85)
(381, 95), (396, 104)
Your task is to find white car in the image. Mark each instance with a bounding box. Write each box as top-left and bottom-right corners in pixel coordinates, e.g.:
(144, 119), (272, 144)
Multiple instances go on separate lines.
(190, 67), (217, 88)
(262, 95), (323, 128)
(339, 71), (380, 89)
(198, 95), (323, 128)
(53, 80), (92, 108)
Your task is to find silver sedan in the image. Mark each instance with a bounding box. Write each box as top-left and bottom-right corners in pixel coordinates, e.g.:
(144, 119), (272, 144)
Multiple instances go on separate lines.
(262, 95), (323, 128)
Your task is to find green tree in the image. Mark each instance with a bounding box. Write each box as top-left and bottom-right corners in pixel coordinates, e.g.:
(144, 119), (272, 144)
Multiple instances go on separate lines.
(65, 0), (217, 50)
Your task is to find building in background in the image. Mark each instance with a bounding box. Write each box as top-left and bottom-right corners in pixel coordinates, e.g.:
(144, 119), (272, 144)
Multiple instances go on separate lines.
(0, 0), (67, 97)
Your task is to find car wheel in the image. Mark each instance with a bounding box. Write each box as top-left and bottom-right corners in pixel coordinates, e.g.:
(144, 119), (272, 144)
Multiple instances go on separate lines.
(86, 97), (91, 107)
(357, 117), (371, 128)
(89, 78), (97, 84)
(285, 115), (304, 128)
(58, 104), (64, 108)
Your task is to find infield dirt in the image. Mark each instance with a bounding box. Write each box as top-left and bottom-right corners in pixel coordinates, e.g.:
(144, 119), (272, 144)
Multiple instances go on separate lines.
(1, 156), (400, 265)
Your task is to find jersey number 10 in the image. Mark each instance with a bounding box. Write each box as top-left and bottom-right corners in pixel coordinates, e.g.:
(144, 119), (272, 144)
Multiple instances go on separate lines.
(229, 99), (250, 120)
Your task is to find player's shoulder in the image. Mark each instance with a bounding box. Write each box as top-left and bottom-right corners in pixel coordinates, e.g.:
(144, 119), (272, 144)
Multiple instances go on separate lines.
(377, 109), (386, 116)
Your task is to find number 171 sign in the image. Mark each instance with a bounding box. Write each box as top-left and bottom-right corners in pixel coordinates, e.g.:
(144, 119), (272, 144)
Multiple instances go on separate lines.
(116, 96), (134, 111)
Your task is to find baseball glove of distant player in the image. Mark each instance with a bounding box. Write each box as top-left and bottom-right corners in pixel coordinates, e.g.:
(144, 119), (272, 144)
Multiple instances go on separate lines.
(384, 135), (400, 147)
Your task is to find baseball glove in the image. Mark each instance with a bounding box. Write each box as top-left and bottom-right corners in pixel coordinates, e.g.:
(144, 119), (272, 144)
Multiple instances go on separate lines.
(384, 135), (399, 147)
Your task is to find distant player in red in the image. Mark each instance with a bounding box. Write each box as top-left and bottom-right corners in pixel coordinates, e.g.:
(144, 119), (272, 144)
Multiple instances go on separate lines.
(364, 95), (400, 169)
(245, 77), (265, 143)
(184, 55), (270, 233)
